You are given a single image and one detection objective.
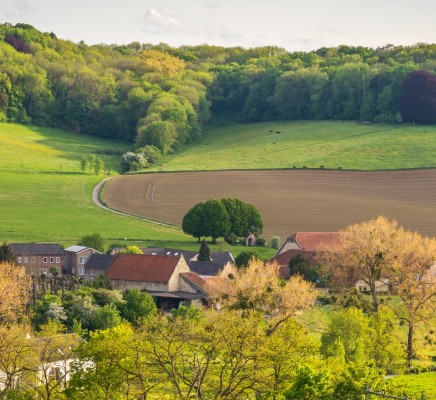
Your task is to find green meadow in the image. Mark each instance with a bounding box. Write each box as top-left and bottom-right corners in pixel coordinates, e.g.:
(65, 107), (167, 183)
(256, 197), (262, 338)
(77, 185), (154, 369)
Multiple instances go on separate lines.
(1, 120), (436, 253)
(0, 123), (274, 257)
(159, 121), (436, 171)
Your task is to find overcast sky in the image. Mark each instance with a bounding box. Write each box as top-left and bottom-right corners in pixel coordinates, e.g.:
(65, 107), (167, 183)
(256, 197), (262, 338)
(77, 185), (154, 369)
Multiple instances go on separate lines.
(2, 0), (435, 51)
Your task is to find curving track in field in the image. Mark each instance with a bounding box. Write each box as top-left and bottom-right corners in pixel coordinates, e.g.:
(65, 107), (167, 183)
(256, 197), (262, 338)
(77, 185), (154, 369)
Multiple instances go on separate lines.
(101, 169), (436, 238)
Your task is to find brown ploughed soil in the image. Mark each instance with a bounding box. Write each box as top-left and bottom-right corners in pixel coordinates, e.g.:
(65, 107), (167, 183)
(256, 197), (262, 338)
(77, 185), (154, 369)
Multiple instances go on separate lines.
(102, 169), (436, 239)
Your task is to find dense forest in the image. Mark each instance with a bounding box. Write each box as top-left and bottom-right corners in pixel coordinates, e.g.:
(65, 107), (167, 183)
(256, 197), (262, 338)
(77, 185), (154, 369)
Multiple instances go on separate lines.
(1, 23), (436, 154)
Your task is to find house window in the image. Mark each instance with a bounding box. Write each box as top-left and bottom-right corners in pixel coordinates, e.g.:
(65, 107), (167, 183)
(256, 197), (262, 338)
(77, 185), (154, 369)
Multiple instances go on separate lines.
(24, 257), (28, 263)
(31, 257), (35, 263)
(42, 268), (47, 274)
(56, 267), (60, 273)
(17, 257), (22, 263)
(43, 257), (48, 263)
(90, 270), (95, 276)
(79, 267), (85, 276)
(56, 257), (60, 263)
(50, 257), (54, 263)
(79, 256), (88, 265)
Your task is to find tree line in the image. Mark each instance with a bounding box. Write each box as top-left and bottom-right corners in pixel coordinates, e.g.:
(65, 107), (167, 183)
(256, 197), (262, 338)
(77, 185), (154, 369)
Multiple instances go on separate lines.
(1, 23), (436, 158)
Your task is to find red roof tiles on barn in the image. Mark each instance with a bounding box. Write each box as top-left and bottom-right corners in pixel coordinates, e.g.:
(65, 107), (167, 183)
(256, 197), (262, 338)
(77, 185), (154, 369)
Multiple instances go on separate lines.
(106, 253), (182, 283)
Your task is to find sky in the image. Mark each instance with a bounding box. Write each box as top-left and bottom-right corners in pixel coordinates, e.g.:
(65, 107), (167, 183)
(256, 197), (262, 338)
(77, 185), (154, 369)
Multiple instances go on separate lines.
(1, 0), (436, 52)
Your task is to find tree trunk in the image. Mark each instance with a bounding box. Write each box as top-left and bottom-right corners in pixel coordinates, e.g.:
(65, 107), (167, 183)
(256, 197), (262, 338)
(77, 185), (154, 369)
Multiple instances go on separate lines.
(370, 283), (379, 313)
(407, 322), (414, 369)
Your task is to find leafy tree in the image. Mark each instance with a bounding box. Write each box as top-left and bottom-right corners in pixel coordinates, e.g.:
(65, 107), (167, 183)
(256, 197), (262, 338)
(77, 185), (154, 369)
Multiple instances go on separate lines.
(119, 245), (143, 254)
(285, 365), (334, 400)
(198, 239), (210, 261)
(0, 261), (31, 323)
(202, 199), (230, 243)
(289, 253), (318, 282)
(182, 202), (205, 242)
(320, 216), (399, 313)
(88, 274), (111, 289)
(221, 197), (263, 237)
(90, 288), (123, 306)
(207, 259), (317, 334)
(234, 250), (260, 269)
(386, 229), (436, 367)
(399, 70), (436, 124)
(78, 232), (105, 252)
(119, 288), (157, 326)
(135, 120), (177, 154)
(183, 198), (263, 243)
(92, 304), (122, 330)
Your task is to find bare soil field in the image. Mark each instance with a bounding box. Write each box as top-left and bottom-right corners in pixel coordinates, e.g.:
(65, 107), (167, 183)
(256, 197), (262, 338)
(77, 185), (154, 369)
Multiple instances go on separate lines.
(102, 170), (436, 239)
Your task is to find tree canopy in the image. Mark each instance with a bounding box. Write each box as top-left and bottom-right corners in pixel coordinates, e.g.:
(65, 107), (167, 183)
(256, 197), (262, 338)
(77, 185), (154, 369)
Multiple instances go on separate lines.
(182, 198), (263, 243)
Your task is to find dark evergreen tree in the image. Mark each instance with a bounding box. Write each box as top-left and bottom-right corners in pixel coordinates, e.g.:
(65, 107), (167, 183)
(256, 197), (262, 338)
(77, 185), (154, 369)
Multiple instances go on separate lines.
(198, 239), (210, 261)
(289, 253), (318, 282)
(0, 242), (14, 262)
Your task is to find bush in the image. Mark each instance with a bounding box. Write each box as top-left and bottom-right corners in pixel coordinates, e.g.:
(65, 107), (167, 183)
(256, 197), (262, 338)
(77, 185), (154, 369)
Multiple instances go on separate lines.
(270, 236), (281, 249)
(224, 233), (239, 245)
(256, 237), (266, 246)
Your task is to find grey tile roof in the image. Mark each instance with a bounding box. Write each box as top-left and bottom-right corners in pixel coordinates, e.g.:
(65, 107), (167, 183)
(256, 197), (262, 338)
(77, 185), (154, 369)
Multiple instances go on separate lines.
(84, 254), (114, 271)
(11, 243), (64, 256)
(188, 260), (227, 277)
(210, 251), (234, 264)
(141, 247), (198, 261)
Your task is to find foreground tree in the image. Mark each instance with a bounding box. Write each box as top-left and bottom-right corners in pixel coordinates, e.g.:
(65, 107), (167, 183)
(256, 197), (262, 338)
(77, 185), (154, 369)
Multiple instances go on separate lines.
(0, 261), (31, 323)
(321, 216), (436, 367)
(207, 259), (317, 334)
(320, 216), (400, 313)
(387, 230), (436, 367)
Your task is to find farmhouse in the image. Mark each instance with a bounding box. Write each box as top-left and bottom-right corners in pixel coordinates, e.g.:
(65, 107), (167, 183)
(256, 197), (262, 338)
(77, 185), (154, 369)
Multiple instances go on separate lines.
(275, 232), (340, 256)
(10, 243), (64, 275)
(355, 279), (389, 293)
(83, 253), (114, 283)
(64, 245), (100, 278)
(105, 253), (207, 309)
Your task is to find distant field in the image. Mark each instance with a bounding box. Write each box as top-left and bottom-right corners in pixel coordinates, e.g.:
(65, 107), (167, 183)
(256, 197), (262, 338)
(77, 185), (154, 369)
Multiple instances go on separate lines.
(157, 121), (436, 171)
(103, 169), (436, 239)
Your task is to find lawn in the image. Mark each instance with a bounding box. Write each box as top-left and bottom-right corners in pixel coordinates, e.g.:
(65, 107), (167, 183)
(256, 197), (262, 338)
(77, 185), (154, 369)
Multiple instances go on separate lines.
(391, 372), (436, 399)
(157, 121), (436, 171)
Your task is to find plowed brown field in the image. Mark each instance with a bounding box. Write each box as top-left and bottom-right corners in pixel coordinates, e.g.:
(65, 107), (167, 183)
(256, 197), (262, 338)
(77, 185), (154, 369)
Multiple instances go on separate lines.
(102, 170), (436, 239)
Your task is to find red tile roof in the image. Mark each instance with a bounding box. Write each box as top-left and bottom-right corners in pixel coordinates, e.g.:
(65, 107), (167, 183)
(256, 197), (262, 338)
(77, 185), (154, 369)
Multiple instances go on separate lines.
(181, 272), (207, 291)
(272, 249), (316, 267)
(106, 254), (181, 283)
(288, 232), (339, 251)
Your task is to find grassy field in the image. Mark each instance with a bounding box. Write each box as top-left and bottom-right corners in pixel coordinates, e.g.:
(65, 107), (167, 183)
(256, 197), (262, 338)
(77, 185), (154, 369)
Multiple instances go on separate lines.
(157, 121), (436, 171)
(391, 372), (436, 399)
(0, 123), (275, 257)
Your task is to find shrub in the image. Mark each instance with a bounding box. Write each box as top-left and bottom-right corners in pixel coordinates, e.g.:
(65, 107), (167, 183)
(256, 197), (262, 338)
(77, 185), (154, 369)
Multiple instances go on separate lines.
(270, 236), (281, 249)
(256, 237), (266, 246)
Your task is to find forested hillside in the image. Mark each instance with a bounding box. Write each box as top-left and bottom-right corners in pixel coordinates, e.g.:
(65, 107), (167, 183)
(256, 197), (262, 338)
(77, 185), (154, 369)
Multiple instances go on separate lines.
(1, 22), (436, 155)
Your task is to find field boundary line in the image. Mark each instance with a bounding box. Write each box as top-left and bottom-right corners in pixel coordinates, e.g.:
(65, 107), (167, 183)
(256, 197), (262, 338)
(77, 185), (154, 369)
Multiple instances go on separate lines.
(92, 178), (180, 229)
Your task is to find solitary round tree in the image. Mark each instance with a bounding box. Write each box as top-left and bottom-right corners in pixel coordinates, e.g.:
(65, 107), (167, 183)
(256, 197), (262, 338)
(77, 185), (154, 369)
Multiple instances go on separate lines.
(182, 198), (263, 243)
